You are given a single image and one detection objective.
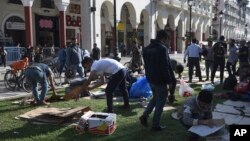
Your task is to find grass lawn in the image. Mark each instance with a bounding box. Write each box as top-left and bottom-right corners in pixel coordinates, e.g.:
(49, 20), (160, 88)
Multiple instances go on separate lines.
(0, 84), (226, 141)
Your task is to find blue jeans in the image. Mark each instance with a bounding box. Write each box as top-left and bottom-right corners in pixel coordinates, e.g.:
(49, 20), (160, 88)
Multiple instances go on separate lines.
(105, 68), (129, 111)
(58, 60), (66, 75)
(205, 60), (213, 80)
(142, 83), (168, 127)
(25, 68), (48, 104)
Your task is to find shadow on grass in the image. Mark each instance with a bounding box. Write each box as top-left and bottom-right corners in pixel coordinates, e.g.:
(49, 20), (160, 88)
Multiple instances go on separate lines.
(0, 104), (32, 114)
(0, 122), (65, 140)
(100, 103), (142, 117)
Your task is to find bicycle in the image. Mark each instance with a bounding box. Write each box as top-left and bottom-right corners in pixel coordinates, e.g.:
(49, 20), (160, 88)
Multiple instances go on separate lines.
(4, 57), (32, 92)
(42, 57), (61, 86)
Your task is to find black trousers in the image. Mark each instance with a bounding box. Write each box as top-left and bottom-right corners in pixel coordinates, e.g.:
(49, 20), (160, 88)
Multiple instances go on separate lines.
(211, 60), (225, 83)
(105, 68), (129, 112)
(188, 57), (202, 81)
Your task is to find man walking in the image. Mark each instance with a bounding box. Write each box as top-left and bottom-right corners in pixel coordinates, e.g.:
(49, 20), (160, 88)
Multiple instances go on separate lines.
(139, 30), (176, 131)
(184, 38), (203, 82)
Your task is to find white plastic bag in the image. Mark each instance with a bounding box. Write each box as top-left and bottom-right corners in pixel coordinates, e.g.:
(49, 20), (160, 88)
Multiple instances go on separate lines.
(201, 83), (215, 91)
(179, 79), (194, 97)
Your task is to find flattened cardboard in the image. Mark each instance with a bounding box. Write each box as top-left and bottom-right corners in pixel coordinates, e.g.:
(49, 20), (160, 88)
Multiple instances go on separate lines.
(18, 106), (90, 124)
(188, 119), (225, 137)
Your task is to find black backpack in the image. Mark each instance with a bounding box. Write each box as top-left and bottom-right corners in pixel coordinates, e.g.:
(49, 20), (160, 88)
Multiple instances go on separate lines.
(213, 42), (225, 58)
(223, 75), (237, 90)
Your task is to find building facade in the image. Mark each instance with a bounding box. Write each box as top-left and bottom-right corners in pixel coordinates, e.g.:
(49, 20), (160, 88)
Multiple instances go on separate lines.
(82, 0), (214, 55)
(0, 0), (81, 48)
(246, 7), (250, 41)
(212, 0), (248, 41)
(2, 0), (249, 56)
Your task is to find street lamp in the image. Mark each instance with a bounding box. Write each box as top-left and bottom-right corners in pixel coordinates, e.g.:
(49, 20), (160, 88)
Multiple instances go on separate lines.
(113, 0), (120, 61)
(245, 24), (248, 40)
(219, 11), (223, 37)
(188, 0), (193, 43)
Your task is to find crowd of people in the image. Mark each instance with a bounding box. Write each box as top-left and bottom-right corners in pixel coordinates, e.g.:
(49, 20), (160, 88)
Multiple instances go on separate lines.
(2, 32), (250, 140)
(184, 35), (250, 84)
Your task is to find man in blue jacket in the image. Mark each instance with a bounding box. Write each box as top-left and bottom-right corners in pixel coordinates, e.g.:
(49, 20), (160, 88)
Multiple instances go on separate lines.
(139, 30), (176, 131)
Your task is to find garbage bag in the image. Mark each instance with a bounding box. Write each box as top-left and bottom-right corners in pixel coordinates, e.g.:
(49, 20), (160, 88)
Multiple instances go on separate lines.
(129, 76), (152, 98)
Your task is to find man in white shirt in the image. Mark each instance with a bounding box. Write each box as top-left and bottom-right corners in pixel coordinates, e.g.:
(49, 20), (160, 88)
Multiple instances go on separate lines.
(184, 38), (203, 82)
(81, 57), (130, 113)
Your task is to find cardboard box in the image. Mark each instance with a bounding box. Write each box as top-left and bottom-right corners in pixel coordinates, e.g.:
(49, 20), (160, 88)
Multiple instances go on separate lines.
(80, 111), (116, 135)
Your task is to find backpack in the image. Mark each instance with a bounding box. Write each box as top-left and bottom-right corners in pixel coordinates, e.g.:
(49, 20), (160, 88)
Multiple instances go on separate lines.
(213, 42), (225, 58)
(223, 75), (237, 90)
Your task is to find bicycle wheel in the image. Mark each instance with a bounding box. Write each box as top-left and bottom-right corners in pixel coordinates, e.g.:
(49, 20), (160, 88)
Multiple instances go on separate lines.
(22, 76), (32, 93)
(4, 70), (17, 90)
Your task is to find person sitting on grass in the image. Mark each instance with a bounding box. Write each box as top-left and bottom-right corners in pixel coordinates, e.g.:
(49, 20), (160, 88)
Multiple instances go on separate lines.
(178, 90), (214, 141)
(25, 63), (58, 105)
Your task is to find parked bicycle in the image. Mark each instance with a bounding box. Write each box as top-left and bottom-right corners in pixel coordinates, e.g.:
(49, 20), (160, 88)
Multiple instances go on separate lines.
(4, 57), (32, 92)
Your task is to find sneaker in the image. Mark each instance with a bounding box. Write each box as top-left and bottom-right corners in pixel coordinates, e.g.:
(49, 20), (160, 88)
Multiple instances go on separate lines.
(139, 115), (148, 127)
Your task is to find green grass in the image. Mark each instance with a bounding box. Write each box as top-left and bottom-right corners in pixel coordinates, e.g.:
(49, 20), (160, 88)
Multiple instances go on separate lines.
(0, 83), (227, 141)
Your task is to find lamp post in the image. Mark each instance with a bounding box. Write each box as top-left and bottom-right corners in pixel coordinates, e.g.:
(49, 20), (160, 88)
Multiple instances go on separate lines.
(188, 0), (193, 43)
(113, 0), (120, 61)
(245, 24), (248, 40)
(219, 11), (223, 37)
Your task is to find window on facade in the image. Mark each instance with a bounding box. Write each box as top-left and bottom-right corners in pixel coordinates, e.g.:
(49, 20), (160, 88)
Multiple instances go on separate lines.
(41, 0), (55, 9)
(8, 0), (22, 5)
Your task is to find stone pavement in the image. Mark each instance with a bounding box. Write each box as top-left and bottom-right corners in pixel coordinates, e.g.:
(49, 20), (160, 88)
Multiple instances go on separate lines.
(0, 54), (228, 101)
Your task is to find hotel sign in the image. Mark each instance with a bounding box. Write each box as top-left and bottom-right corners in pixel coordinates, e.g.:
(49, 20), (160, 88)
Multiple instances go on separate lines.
(6, 22), (25, 30)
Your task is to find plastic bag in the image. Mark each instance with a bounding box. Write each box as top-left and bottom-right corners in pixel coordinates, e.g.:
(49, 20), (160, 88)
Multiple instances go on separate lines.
(129, 76), (152, 98)
(234, 82), (249, 94)
(179, 79), (194, 97)
(202, 83), (215, 91)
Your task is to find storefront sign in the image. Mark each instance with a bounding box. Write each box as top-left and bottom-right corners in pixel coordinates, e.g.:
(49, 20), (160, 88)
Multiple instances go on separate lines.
(6, 22), (25, 30)
(39, 19), (53, 29)
(117, 23), (124, 31)
(66, 15), (81, 27)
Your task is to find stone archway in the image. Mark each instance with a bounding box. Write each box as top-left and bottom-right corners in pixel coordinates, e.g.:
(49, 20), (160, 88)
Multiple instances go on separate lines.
(138, 9), (150, 47)
(119, 2), (137, 55)
(165, 15), (175, 52)
(3, 15), (25, 46)
(177, 19), (184, 53)
(100, 1), (113, 57)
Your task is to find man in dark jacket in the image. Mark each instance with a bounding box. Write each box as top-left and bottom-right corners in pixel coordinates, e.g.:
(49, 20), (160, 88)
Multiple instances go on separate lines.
(211, 36), (227, 84)
(139, 30), (176, 131)
(91, 43), (100, 60)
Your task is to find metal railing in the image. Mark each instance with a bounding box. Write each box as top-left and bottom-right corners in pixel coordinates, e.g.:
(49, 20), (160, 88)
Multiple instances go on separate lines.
(3, 47), (60, 65)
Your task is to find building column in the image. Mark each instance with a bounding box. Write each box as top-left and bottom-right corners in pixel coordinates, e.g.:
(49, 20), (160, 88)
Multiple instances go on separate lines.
(171, 29), (176, 53)
(21, 0), (34, 47)
(202, 33), (205, 41)
(55, 0), (70, 48)
(81, 0), (92, 51)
